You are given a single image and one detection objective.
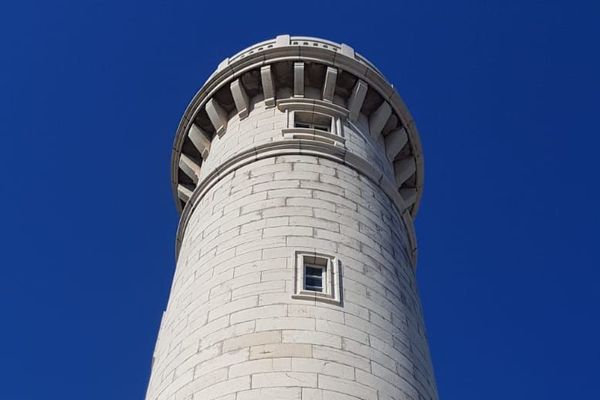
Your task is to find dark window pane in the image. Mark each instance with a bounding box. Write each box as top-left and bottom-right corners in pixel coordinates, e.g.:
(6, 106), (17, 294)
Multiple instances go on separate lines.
(305, 266), (322, 277)
(306, 276), (322, 287)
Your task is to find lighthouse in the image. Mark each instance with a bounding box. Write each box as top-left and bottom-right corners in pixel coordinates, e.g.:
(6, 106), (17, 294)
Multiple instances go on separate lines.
(146, 35), (438, 400)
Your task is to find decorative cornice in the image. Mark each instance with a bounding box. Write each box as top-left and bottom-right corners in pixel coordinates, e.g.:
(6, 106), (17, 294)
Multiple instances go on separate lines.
(170, 35), (424, 218)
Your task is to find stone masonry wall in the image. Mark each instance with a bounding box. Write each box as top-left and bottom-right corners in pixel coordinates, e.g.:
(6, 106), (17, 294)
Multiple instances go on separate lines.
(146, 153), (438, 400)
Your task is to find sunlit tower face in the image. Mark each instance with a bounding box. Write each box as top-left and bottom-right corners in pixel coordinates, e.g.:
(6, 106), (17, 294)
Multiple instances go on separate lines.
(146, 35), (437, 400)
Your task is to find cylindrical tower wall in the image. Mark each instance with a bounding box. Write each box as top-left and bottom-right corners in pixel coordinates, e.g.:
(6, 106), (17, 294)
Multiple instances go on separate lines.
(146, 35), (437, 400)
(148, 156), (436, 400)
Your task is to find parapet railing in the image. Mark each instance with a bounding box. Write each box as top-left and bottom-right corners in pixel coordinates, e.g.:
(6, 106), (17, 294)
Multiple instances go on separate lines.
(225, 36), (384, 78)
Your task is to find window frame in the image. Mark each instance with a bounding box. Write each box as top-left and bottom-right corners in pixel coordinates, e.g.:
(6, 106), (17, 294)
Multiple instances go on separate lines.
(293, 111), (333, 132)
(304, 264), (325, 292)
(278, 98), (347, 146)
(292, 251), (342, 305)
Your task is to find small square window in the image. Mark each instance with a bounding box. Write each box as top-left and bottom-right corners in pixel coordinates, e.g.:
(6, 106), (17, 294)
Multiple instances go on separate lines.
(304, 265), (324, 292)
(281, 109), (345, 145)
(292, 252), (341, 305)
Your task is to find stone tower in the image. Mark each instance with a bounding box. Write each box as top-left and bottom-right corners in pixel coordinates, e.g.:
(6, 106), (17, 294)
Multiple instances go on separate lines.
(146, 35), (438, 400)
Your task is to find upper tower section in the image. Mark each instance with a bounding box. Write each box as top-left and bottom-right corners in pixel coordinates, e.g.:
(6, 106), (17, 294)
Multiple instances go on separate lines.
(171, 34), (423, 222)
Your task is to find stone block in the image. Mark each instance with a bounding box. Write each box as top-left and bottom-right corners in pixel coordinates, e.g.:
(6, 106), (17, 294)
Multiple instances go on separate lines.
(282, 329), (342, 349)
(251, 371), (317, 388)
(255, 317), (315, 332)
(237, 387), (300, 400)
(249, 343), (312, 360)
(291, 358), (354, 379)
(222, 331), (282, 352)
(230, 305), (287, 324)
(191, 376), (250, 400)
(318, 375), (377, 400)
(228, 358), (292, 378)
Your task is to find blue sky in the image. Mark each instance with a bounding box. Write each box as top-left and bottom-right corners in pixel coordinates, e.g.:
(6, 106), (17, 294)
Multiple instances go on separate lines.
(1, 1), (598, 399)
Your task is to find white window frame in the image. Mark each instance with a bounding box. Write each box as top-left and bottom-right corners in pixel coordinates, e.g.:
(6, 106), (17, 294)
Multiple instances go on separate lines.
(304, 263), (326, 292)
(290, 110), (338, 134)
(293, 111), (334, 133)
(292, 251), (341, 305)
(278, 98), (347, 146)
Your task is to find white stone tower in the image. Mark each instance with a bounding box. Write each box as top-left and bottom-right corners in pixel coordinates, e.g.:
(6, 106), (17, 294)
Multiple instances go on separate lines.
(146, 35), (437, 400)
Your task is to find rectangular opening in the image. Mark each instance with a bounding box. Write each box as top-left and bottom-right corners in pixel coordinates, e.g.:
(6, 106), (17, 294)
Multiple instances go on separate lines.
(294, 112), (331, 132)
(304, 265), (324, 292)
(293, 251), (342, 305)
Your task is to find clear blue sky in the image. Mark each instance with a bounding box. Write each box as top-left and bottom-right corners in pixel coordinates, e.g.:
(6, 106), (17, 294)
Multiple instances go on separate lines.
(1, 1), (598, 399)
